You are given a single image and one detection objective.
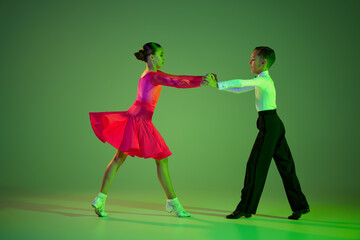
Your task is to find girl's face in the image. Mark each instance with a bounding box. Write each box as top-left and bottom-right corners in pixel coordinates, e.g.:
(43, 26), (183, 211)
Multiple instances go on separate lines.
(150, 48), (165, 69)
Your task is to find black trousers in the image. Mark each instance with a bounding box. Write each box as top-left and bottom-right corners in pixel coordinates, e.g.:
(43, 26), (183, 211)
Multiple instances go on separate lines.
(236, 110), (309, 214)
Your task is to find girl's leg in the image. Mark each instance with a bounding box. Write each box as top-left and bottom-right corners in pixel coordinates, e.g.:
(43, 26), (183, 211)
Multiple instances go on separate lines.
(100, 150), (128, 194)
(155, 157), (176, 199)
(155, 157), (190, 217)
(92, 150), (127, 217)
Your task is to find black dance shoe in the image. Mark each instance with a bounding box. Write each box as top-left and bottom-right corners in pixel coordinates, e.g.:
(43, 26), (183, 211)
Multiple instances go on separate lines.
(226, 210), (252, 219)
(288, 208), (310, 220)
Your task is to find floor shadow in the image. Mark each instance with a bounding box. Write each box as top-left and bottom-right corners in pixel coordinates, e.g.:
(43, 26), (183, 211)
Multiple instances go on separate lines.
(249, 214), (360, 230)
(0, 199), (93, 217)
(300, 218), (360, 226)
(110, 198), (163, 212)
(101, 216), (209, 229)
(110, 198), (230, 215)
(2, 197), (359, 231)
(0, 199), (203, 220)
(255, 214), (288, 220)
(185, 206), (229, 214)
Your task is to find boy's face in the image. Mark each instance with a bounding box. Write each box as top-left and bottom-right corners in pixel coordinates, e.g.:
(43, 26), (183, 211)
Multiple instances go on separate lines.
(249, 50), (266, 74)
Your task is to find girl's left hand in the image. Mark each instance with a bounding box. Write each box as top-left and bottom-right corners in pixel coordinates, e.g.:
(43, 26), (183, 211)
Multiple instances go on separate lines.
(205, 74), (217, 88)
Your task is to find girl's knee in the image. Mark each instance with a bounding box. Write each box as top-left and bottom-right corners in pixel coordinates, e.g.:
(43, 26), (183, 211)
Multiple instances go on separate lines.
(155, 157), (168, 165)
(114, 150), (127, 162)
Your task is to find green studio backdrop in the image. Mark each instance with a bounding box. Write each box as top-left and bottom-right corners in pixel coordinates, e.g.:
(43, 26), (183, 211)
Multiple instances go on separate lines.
(0, 0), (359, 203)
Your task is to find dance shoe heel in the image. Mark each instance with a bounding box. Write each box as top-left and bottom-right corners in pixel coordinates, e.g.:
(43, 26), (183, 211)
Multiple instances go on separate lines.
(226, 210), (252, 219)
(288, 208), (310, 220)
(165, 203), (174, 213)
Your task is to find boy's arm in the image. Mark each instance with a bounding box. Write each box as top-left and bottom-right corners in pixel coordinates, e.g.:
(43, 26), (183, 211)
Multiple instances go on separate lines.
(222, 86), (255, 94)
(217, 78), (264, 89)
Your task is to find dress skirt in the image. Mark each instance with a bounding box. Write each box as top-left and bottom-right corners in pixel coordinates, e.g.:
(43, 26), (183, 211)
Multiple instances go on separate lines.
(89, 101), (172, 160)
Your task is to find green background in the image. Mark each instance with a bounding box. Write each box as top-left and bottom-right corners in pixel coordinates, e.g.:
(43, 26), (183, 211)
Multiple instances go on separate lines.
(1, 0), (359, 204)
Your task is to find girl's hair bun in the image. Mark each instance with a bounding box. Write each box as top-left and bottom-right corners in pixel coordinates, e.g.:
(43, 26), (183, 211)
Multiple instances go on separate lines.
(134, 49), (146, 61)
(134, 42), (162, 62)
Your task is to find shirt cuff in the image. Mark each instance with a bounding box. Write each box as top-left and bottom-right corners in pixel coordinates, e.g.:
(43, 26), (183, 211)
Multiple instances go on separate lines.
(217, 81), (227, 90)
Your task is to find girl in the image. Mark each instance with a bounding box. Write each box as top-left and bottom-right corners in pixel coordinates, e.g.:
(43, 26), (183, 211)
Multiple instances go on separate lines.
(89, 42), (209, 218)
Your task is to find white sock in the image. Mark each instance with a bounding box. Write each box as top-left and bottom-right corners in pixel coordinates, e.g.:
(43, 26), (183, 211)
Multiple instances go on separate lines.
(167, 197), (178, 202)
(98, 192), (107, 198)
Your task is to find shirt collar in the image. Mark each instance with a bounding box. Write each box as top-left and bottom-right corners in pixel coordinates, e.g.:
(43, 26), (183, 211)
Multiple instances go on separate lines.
(257, 71), (270, 78)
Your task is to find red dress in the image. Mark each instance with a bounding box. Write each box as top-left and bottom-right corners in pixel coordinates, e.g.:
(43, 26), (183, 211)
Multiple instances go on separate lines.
(89, 70), (203, 160)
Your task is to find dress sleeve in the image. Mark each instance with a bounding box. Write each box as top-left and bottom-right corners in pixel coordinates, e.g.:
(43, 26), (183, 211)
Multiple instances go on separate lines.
(150, 71), (203, 88)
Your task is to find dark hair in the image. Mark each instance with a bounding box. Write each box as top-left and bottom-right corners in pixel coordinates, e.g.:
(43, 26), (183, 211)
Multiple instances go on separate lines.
(254, 46), (275, 68)
(134, 42), (162, 62)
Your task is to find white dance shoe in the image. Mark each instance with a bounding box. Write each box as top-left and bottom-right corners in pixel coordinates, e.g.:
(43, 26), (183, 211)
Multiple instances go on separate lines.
(166, 197), (191, 218)
(92, 192), (108, 217)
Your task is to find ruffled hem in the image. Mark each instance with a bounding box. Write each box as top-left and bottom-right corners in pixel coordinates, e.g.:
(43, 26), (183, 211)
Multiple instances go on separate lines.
(89, 111), (172, 160)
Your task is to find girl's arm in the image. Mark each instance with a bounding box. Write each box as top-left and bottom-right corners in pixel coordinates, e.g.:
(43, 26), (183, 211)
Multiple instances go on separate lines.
(158, 71), (203, 82)
(151, 71), (204, 88)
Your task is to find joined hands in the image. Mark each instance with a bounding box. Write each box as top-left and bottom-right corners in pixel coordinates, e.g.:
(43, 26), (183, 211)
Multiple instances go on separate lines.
(202, 73), (218, 88)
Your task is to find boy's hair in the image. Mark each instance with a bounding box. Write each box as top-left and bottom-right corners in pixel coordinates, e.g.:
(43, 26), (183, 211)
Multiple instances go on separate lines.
(254, 46), (275, 68)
